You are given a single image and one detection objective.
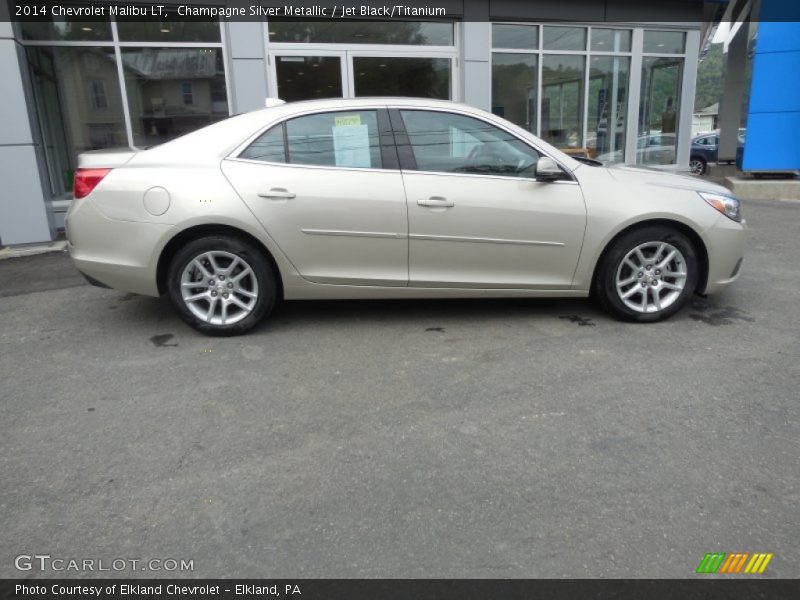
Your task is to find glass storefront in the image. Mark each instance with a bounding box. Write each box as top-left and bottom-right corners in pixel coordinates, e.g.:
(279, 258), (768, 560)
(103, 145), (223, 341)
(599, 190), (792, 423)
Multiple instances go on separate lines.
(275, 56), (344, 102)
(637, 32), (686, 166)
(587, 55), (630, 161)
(491, 53), (537, 132)
(491, 24), (689, 165)
(267, 21), (457, 101)
(352, 57), (451, 98)
(267, 20), (454, 46)
(117, 21), (221, 43)
(541, 54), (585, 149)
(22, 20), (229, 198)
(21, 19), (112, 42)
(542, 26), (586, 51)
(27, 46), (125, 196)
(492, 24), (538, 50)
(491, 24), (633, 158)
(122, 48), (228, 147)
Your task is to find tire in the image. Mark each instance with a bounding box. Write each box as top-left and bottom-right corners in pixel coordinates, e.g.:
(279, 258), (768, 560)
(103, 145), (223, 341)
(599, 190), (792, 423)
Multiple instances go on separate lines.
(166, 235), (277, 336)
(594, 226), (698, 323)
(689, 156), (707, 175)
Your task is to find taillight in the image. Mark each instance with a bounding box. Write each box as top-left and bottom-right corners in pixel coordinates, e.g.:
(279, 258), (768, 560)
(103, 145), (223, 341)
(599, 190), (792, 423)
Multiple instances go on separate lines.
(73, 168), (112, 199)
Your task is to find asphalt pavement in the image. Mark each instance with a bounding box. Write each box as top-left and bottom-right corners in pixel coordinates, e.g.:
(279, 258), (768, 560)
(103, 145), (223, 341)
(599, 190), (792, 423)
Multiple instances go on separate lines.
(0, 198), (798, 578)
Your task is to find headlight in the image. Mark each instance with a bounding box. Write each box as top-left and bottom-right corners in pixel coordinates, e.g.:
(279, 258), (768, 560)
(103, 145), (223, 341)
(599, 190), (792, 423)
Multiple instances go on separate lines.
(698, 191), (742, 222)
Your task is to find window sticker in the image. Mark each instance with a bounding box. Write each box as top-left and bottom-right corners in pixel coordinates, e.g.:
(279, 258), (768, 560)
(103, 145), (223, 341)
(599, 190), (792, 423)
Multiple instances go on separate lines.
(332, 115), (371, 168)
(335, 115), (361, 127)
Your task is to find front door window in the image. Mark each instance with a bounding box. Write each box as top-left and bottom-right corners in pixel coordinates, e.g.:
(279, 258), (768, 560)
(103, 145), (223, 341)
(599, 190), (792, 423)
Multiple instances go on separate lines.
(399, 110), (540, 177)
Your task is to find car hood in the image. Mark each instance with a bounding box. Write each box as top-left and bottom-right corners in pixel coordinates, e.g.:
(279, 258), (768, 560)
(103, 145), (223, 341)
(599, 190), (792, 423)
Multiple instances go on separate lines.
(605, 164), (733, 195)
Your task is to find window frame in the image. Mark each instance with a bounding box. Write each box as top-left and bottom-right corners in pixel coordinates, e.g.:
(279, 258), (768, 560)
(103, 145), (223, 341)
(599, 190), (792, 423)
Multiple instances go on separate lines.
(264, 20), (460, 102)
(388, 107), (577, 183)
(230, 107), (399, 172)
(230, 105), (574, 182)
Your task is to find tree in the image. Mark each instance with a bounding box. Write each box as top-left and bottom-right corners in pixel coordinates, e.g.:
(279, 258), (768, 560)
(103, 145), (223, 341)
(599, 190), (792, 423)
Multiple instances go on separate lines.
(695, 43), (725, 111)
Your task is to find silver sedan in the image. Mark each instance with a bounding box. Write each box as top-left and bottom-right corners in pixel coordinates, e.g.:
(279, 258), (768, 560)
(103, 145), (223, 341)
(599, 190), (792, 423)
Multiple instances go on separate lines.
(66, 98), (745, 335)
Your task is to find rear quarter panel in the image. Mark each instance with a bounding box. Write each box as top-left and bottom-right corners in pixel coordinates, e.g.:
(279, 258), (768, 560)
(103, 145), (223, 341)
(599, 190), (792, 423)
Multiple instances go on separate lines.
(82, 156), (300, 292)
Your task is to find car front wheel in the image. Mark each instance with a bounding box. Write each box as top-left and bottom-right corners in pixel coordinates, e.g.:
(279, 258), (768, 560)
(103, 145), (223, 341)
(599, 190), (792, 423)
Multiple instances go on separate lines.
(594, 226), (698, 322)
(167, 236), (276, 335)
(689, 157), (707, 175)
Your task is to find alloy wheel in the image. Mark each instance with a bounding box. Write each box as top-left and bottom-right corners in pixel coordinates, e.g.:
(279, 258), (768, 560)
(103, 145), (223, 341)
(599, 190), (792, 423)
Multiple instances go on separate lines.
(180, 251), (259, 326)
(615, 241), (687, 314)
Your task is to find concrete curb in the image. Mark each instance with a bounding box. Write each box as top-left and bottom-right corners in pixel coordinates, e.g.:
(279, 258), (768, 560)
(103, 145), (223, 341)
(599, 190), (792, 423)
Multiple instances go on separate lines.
(724, 176), (800, 201)
(0, 241), (68, 260)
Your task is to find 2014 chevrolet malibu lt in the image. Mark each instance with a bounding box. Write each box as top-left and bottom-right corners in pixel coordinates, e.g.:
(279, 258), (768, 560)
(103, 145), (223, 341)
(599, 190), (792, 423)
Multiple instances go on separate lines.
(66, 98), (745, 335)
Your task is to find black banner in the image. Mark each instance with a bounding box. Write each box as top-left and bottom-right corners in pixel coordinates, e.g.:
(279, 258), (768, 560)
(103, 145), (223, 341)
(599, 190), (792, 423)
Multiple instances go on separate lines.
(2, 0), (755, 23)
(3, 580), (800, 600)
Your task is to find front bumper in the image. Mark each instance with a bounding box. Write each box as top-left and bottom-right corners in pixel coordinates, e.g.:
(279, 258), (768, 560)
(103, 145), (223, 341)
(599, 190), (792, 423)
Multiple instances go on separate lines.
(702, 215), (746, 295)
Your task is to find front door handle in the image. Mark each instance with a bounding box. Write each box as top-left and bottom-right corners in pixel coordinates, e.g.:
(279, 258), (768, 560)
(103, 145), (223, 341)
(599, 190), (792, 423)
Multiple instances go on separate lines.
(418, 196), (454, 208)
(258, 188), (296, 200)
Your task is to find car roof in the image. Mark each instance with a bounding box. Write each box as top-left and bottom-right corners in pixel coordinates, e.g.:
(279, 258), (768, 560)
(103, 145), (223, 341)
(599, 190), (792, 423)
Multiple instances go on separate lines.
(245, 96), (477, 122)
(271, 96), (463, 109)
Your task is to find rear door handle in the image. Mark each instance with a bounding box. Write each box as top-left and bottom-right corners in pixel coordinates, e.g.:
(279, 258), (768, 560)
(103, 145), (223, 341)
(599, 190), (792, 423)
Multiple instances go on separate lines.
(418, 196), (454, 208)
(258, 188), (296, 200)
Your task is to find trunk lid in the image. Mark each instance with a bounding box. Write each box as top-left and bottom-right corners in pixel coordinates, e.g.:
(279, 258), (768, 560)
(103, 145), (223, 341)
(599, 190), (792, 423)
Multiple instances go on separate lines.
(77, 147), (138, 169)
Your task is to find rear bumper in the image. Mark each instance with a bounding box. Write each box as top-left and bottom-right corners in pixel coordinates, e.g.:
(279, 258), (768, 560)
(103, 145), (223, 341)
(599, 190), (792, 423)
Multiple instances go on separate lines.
(66, 198), (169, 297)
(702, 216), (746, 295)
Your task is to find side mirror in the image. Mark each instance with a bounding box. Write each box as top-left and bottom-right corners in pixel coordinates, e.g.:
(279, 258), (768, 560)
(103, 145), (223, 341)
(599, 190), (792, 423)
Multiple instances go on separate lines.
(535, 156), (562, 182)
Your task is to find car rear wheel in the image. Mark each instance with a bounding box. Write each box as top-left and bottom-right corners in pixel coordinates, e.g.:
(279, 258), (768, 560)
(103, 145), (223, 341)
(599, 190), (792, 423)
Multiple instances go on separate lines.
(689, 157), (707, 175)
(167, 236), (276, 336)
(594, 226), (698, 322)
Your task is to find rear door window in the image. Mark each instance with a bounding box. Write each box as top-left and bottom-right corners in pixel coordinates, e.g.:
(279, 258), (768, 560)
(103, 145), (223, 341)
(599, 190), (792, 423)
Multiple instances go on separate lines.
(240, 125), (286, 162)
(286, 110), (383, 169)
(240, 110), (384, 169)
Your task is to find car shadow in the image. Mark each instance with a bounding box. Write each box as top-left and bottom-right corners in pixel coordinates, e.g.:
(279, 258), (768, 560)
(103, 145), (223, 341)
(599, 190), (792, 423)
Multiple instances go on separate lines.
(117, 294), (610, 335)
(103, 291), (754, 336)
(264, 296), (607, 332)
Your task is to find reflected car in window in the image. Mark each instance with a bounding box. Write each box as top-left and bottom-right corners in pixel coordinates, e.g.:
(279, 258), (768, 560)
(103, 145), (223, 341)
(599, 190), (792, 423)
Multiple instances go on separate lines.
(690, 129), (746, 175)
(690, 133), (718, 175)
(65, 98), (745, 335)
(596, 133), (676, 165)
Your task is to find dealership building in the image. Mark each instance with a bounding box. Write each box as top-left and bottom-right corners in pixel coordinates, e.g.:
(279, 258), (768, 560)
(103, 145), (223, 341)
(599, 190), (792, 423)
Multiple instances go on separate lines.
(0, 0), (739, 246)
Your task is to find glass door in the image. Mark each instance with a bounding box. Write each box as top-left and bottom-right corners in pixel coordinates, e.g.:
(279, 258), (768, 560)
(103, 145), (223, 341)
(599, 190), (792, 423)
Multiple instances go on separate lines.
(269, 50), (455, 102)
(637, 57), (683, 165)
(270, 50), (347, 102)
(349, 54), (453, 99)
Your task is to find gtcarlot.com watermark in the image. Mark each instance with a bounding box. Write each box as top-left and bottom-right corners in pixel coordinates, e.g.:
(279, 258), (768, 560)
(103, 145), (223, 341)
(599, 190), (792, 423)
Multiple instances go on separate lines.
(15, 554), (194, 573)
